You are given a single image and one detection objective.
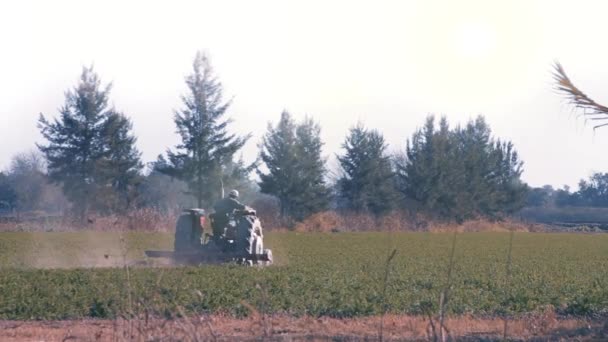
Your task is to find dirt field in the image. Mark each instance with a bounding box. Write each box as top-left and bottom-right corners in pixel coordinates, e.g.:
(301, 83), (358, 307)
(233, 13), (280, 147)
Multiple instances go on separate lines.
(1, 314), (606, 341)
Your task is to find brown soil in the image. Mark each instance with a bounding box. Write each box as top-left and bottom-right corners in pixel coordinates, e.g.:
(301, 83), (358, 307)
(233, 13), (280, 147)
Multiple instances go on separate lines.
(0, 314), (606, 341)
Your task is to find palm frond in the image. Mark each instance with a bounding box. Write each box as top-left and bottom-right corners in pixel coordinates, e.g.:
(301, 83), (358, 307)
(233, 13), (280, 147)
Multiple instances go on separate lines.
(553, 62), (608, 130)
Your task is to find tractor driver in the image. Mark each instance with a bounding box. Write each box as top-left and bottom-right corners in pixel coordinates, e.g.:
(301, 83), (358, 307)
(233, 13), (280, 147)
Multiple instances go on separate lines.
(212, 189), (247, 239)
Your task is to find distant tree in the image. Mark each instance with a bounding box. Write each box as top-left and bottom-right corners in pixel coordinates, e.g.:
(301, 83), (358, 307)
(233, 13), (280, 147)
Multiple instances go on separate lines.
(4, 151), (69, 214)
(550, 174), (608, 208)
(258, 111), (330, 220)
(337, 124), (399, 216)
(397, 115), (527, 220)
(157, 52), (249, 208)
(573, 173), (608, 207)
(0, 172), (17, 212)
(526, 186), (554, 207)
(488, 139), (528, 214)
(554, 185), (574, 207)
(38, 66), (142, 219)
(7, 151), (47, 212)
(553, 63), (608, 130)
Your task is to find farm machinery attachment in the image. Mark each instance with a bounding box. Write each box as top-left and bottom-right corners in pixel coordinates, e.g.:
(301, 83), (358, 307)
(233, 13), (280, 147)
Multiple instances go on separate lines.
(145, 208), (273, 266)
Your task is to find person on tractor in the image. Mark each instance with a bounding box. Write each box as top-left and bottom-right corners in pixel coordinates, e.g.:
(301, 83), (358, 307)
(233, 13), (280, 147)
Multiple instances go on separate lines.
(211, 189), (247, 240)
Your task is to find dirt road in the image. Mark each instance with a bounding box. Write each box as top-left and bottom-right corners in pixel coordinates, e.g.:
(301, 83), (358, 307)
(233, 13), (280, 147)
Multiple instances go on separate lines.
(1, 314), (606, 341)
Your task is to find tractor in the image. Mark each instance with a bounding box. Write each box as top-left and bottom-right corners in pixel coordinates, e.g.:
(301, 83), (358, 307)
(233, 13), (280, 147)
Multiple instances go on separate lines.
(145, 207), (272, 265)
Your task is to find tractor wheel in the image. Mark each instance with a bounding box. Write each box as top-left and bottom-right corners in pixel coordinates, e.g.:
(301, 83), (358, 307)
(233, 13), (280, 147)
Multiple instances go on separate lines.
(236, 215), (266, 265)
(174, 213), (195, 252)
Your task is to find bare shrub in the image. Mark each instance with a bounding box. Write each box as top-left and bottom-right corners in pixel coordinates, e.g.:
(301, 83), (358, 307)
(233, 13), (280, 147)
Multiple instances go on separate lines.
(294, 211), (342, 232)
(292, 211), (409, 232)
(429, 219), (530, 233)
(377, 211), (419, 231)
(251, 195), (283, 231)
(81, 209), (178, 232)
(524, 305), (558, 336)
(0, 207), (535, 233)
(282, 210), (534, 233)
(124, 208), (178, 232)
(340, 212), (377, 231)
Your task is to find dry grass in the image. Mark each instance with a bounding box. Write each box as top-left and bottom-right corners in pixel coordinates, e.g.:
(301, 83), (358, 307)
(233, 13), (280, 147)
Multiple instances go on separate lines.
(1, 207), (543, 233)
(293, 211), (343, 232)
(0, 208), (178, 232)
(293, 211), (419, 232)
(0, 313), (605, 341)
(428, 219), (530, 233)
(292, 211), (532, 233)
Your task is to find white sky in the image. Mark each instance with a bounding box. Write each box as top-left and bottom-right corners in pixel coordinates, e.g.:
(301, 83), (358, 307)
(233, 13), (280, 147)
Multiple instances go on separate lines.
(1, 0), (608, 188)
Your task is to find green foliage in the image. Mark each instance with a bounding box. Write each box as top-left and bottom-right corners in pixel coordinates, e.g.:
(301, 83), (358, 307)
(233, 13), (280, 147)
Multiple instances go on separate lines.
(337, 124), (399, 215)
(37, 66), (142, 218)
(258, 111), (330, 220)
(258, 111), (297, 217)
(526, 185), (554, 207)
(95, 113), (143, 211)
(562, 173), (608, 207)
(157, 52), (250, 208)
(0, 232), (606, 320)
(0, 172), (17, 211)
(397, 115), (527, 220)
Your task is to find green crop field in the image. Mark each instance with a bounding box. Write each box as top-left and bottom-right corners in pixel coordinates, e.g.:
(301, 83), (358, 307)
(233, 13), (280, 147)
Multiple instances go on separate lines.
(0, 232), (607, 320)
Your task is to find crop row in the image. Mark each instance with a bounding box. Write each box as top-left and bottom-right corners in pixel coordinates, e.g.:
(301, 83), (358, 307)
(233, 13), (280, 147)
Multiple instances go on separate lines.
(0, 232), (606, 320)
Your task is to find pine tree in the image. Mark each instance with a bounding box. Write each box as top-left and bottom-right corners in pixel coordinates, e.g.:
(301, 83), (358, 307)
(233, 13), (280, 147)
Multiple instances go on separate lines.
(219, 158), (259, 203)
(337, 124), (399, 216)
(292, 117), (331, 219)
(258, 111), (298, 218)
(38, 66), (142, 219)
(258, 111), (330, 220)
(398, 116), (462, 217)
(96, 112), (143, 212)
(397, 115), (527, 220)
(453, 117), (494, 218)
(453, 118), (527, 218)
(158, 52), (249, 208)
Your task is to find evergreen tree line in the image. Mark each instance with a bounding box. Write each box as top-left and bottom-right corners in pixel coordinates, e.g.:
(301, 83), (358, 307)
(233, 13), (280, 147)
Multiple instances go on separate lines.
(1, 52), (529, 223)
(397, 116), (527, 220)
(259, 114), (528, 222)
(527, 173), (608, 208)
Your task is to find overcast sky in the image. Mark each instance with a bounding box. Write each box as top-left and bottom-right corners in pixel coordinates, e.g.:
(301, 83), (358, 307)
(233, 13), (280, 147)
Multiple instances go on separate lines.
(1, 0), (608, 188)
